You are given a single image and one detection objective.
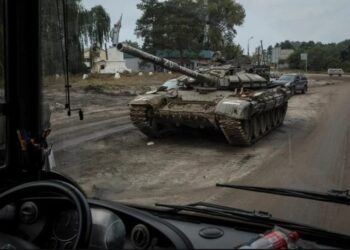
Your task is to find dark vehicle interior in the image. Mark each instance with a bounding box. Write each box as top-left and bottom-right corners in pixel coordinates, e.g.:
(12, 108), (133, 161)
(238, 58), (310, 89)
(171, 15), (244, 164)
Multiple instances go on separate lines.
(0, 1), (350, 249)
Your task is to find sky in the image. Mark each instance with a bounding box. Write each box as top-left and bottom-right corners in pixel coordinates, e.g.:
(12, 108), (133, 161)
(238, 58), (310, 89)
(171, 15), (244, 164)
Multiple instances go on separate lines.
(83, 0), (350, 53)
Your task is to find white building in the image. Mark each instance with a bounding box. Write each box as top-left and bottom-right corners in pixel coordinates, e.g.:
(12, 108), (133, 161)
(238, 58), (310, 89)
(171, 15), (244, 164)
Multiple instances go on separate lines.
(271, 47), (294, 68)
(99, 47), (130, 74)
(84, 47), (130, 74)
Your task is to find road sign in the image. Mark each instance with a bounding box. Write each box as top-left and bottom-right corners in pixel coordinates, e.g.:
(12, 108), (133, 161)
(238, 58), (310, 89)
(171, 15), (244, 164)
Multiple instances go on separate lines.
(300, 53), (308, 61)
(300, 53), (308, 73)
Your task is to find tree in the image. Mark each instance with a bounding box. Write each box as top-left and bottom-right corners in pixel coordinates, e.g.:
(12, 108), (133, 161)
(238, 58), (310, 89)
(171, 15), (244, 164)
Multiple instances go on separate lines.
(280, 40), (294, 50)
(135, 0), (165, 52)
(136, 0), (204, 62)
(223, 43), (243, 60)
(80, 5), (111, 47)
(286, 39), (350, 72)
(135, 0), (245, 61)
(41, 0), (111, 75)
(205, 0), (245, 52)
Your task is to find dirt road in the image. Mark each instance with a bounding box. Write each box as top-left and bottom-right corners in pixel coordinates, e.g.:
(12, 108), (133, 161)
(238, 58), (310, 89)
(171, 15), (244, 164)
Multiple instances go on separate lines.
(48, 74), (350, 234)
(211, 74), (350, 235)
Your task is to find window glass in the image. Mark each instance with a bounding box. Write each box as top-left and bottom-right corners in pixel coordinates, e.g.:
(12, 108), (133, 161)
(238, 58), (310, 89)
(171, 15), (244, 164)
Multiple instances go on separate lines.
(0, 0), (6, 166)
(40, 0), (350, 235)
(0, 0), (4, 96)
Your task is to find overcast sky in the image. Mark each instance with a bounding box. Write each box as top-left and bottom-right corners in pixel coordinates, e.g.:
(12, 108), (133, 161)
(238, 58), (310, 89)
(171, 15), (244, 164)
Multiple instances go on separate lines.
(83, 0), (350, 53)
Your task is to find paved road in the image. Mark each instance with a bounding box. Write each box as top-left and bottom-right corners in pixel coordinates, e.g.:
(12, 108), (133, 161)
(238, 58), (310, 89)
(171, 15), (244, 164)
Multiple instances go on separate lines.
(211, 79), (350, 234)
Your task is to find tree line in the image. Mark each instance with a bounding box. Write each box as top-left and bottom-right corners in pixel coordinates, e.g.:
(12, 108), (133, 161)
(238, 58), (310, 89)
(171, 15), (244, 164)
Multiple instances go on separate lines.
(268, 40), (350, 72)
(135, 0), (245, 61)
(41, 0), (110, 75)
(1, 0), (247, 78)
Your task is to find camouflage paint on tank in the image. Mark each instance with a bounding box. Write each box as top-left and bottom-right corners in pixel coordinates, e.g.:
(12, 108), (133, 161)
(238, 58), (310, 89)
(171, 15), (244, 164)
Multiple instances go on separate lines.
(119, 43), (290, 146)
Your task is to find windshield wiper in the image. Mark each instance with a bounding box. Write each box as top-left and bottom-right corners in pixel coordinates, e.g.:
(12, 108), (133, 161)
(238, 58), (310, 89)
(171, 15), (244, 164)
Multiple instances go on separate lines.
(155, 202), (350, 241)
(217, 184), (350, 206)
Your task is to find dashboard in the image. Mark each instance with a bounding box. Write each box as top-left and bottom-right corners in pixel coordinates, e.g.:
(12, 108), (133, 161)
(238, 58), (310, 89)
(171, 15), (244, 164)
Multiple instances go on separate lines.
(0, 196), (343, 249)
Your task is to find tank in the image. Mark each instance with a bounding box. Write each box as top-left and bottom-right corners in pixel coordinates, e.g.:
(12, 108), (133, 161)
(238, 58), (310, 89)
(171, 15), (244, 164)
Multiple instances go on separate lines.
(117, 43), (290, 146)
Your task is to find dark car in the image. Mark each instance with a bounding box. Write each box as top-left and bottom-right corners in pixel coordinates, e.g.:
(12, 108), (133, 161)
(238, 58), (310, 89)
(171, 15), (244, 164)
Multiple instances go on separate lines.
(272, 73), (308, 95)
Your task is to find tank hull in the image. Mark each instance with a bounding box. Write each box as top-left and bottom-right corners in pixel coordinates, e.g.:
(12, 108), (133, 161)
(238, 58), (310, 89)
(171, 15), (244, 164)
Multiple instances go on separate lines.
(129, 87), (289, 146)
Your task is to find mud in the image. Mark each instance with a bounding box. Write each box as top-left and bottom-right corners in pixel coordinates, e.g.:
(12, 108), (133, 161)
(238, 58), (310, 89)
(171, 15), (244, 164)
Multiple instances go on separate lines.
(45, 75), (350, 214)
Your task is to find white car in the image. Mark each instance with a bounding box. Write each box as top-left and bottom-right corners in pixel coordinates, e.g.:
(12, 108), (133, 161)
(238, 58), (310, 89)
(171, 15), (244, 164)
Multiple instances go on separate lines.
(328, 68), (344, 77)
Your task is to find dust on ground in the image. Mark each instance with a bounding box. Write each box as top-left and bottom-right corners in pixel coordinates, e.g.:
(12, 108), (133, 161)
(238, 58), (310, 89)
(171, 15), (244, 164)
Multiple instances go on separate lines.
(44, 74), (349, 205)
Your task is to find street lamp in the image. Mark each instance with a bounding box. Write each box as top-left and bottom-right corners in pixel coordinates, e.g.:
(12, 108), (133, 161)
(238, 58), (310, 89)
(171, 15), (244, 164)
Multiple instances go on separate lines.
(247, 36), (254, 57)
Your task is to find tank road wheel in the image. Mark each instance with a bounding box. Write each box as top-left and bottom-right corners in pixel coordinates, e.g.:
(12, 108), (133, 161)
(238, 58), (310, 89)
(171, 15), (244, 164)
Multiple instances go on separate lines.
(271, 109), (279, 127)
(279, 104), (288, 125)
(252, 116), (261, 139)
(241, 120), (253, 144)
(259, 113), (267, 134)
(276, 106), (287, 126)
(265, 111), (272, 130)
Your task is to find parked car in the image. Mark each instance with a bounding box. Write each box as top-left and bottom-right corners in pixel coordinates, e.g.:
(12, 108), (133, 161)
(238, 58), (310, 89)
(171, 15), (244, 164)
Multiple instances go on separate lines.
(272, 73), (308, 95)
(328, 68), (344, 77)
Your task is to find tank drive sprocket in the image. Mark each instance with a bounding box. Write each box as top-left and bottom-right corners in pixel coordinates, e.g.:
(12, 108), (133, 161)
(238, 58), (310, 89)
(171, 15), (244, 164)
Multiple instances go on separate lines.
(130, 105), (159, 138)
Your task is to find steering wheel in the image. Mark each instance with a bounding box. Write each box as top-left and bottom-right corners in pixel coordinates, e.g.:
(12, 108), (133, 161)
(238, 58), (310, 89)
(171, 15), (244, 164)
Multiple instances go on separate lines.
(0, 181), (92, 249)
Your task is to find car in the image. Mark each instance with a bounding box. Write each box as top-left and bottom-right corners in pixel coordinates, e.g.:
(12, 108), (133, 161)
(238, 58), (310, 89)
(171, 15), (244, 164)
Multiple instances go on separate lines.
(272, 73), (308, 95)
(328, 68), (344, 77)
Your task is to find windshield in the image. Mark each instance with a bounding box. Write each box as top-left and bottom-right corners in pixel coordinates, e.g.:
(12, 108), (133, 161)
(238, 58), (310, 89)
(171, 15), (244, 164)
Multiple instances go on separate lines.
(42, 0), (350, 235)
(0, 0), (5, 166)
(279, 75), (295, 81)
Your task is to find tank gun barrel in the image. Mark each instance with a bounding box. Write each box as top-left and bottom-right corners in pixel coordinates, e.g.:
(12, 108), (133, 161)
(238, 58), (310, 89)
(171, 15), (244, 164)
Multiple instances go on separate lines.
(117, 43), (217, 85)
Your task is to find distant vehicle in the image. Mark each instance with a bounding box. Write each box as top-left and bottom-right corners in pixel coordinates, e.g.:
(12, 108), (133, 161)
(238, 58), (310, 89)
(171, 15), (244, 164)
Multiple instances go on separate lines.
(328, 68), (344, 77)
(272, 73), (308, 95)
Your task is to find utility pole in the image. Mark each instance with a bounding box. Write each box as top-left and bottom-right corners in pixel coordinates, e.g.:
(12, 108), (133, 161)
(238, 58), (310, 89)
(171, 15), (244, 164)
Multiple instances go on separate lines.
(260, 40), (264, 65)
(306, 57), (308, 73)
(247, 36), (254, 57)
(301, 53), (308, 73)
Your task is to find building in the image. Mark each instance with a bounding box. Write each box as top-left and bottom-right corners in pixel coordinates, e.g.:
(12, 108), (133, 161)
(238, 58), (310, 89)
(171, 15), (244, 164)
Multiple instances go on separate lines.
(271, 47), (294, 69)
(84, 46), (130, 74)
(155, 49), (214, 71)
(124, 53), (154, 72)
(83, 47), (107, 71)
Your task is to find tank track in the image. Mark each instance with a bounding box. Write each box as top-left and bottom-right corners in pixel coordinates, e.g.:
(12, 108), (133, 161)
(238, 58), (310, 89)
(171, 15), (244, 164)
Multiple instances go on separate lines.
(131, 104), (288, 145)
(218, 118), (253, 146)
(218, 104), (288, 146)
(130, 105), (159, 138)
